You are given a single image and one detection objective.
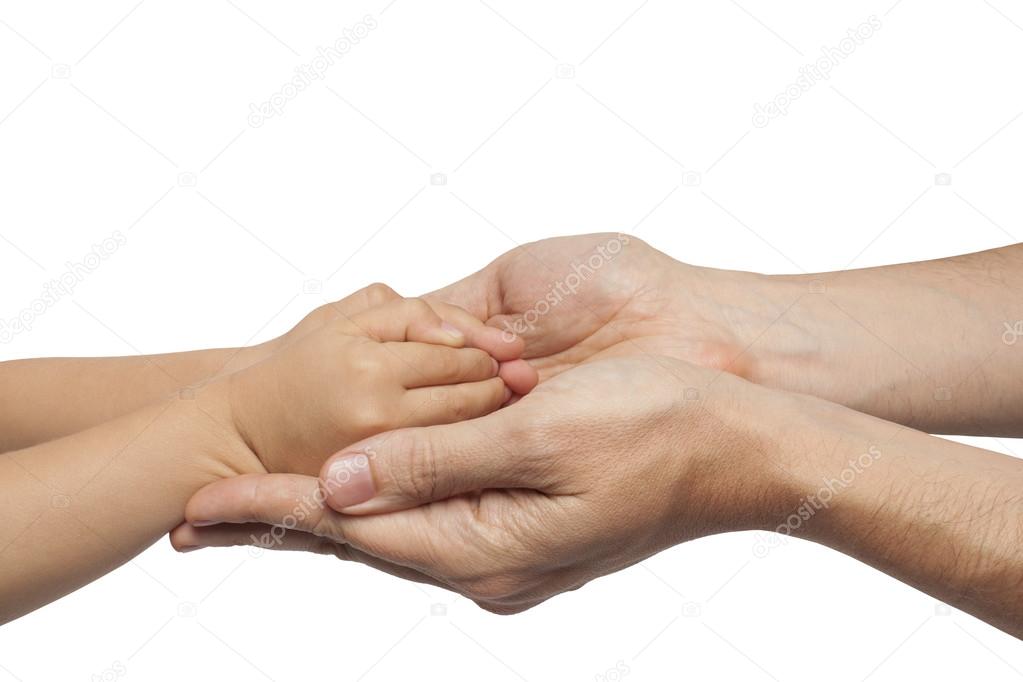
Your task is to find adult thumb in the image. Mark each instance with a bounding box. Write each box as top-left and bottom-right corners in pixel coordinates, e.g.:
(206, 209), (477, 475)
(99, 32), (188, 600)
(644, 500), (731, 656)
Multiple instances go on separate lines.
(318, 412), (529, 514)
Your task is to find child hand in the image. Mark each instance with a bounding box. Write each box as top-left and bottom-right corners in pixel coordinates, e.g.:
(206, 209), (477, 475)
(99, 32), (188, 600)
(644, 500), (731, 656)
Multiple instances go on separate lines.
(227, 294), (524, 475)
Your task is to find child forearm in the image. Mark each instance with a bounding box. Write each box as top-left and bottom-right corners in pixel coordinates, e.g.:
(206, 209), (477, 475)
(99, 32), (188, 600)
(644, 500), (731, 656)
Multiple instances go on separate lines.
(0, 284), (412, 453)
(0, 381), (261, 623)
(0, 343), (273, 452)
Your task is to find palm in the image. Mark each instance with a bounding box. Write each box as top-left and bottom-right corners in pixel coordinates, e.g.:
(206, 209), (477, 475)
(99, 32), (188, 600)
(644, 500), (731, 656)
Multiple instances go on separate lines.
(429, 234), (741, 380)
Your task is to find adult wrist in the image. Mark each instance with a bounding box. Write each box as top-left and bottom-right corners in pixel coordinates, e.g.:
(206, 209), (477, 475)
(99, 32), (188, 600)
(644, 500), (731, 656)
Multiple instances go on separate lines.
(724, 262), (1021, 435)
(680, 263), (920, 428)
(753, 390), (897, 542)
(661, 372), (807, 539)
(671, 263), (821, 386)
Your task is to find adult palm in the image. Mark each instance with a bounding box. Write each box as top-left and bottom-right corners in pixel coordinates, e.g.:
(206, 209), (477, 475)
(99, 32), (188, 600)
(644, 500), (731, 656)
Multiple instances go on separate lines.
(426, 233), (757, 381)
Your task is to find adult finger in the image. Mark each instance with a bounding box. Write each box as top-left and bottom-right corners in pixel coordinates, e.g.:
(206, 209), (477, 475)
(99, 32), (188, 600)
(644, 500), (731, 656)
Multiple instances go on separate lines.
(318, 409), (539, 514)
(423, 264), (497, 323)
(182, 474), (467, 578)
(169, 521), (451, 591)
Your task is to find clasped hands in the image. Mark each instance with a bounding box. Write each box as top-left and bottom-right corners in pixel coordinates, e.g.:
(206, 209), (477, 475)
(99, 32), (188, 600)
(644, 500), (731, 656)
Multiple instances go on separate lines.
(167, 233), (1023, 633)
(172, 232), (764, 614)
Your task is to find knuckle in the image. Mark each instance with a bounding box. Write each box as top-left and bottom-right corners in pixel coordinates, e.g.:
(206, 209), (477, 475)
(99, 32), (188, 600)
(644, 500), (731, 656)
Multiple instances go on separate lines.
(519, 411), (565, 463)
(464, 349), (493, 376)
(486, 377), (506, 405)
(308, 508), (345, 541)
(249, 474), (285, 521)
(318, 538), (352, 560)
(387, 432), (440, 502)
(401, 297), (436, 320)
(448, 396), (472, 421)
(363, 282), (398, 305)
(434, 351), (461, 379)
(347, 402), (391, 438)
(450, 381), (497, 419)
(349, 350), (391, 383)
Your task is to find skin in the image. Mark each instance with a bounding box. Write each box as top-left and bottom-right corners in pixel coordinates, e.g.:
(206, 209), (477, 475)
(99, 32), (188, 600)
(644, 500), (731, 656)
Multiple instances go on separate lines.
(177, 355), (1023, 638)
(424, 233), (1023, 434)
(0, 286), (535, 623)
(229, 296), (511, 476)
(176, 234), (1023, 637)
(0, 283), (536, 453)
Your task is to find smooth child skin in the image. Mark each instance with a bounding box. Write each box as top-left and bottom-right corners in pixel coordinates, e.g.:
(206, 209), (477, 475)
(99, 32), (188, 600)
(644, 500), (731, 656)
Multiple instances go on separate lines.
(0, 284), (536, 623)
(229, 295), (519, 476)
(0, 282), (535, 453)
(176, 235), (1023, 639)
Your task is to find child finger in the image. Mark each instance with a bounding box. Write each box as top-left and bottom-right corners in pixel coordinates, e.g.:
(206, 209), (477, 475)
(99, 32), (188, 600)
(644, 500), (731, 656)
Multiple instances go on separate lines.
(349, 298), (464, 347)
(498, 358), (540, 396)
(429, 301), (525, 361)
(401, 377), (508, 427)
(386, 343), (498, 388)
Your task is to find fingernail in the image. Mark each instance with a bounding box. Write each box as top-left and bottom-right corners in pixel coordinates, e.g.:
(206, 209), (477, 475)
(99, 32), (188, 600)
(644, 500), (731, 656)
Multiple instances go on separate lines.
(324, 454), (376, 510)
(190, 520), (218, 527)
(440, 321), (464, 340)
(490, 357), (499, 375)
(178, 545), (201, 553)
(503, 386), (513, 404)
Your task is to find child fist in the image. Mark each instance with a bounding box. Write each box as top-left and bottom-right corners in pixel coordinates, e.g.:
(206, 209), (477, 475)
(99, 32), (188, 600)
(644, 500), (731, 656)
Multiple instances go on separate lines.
(228, 295), (517, 475)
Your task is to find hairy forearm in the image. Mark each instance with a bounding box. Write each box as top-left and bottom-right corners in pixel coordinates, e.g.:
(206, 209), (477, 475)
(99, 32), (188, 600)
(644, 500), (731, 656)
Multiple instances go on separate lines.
(0, 342), (273, 452)
(0, 382), (260, 623)
(701, 244), (1023, 435)
(770, 394), (1023, 638)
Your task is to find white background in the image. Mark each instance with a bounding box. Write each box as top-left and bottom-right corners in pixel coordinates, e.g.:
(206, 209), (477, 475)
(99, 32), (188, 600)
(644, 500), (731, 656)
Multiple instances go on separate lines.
(2, 0), (1023, 680)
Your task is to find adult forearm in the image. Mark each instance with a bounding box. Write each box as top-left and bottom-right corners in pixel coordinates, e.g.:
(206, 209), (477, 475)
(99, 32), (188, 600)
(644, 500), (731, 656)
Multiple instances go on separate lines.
(0, 343), (272, 452)
(0, 382), (260, 623)
(770, 393), (1023, 638)
(699, 244), (1023, 435)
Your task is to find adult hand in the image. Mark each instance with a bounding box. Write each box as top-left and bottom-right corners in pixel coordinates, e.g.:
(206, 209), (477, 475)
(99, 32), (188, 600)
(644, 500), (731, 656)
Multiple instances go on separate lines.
(427, 235), (1023, 435)
(175, 352), (1023, 635)
(423, 233), (805, 383)
(172, 356), (790, 612)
